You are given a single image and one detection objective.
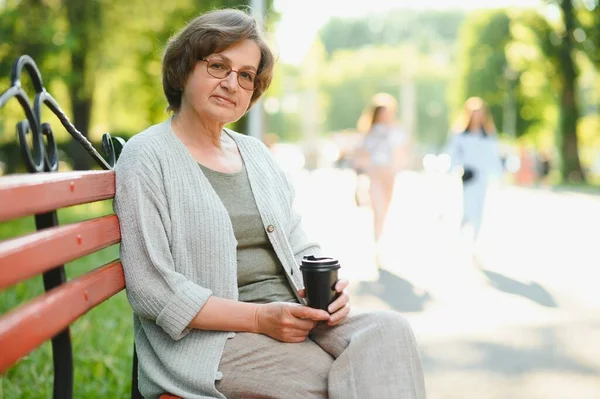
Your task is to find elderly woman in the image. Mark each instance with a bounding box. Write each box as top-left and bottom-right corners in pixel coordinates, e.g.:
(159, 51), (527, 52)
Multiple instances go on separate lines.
(114, 8), (425, 399)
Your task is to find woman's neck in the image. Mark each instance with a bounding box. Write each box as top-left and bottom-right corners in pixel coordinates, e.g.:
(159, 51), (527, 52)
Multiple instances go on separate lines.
(172, 109), (225, 149)
(467, 122), (482, 132)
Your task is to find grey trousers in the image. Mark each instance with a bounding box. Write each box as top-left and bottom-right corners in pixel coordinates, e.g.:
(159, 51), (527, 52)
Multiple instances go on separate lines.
(215, 311), (426, 398)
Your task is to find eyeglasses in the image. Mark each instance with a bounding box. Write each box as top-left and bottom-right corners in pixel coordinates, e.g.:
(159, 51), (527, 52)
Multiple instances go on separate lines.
(198, 58), (258, 91)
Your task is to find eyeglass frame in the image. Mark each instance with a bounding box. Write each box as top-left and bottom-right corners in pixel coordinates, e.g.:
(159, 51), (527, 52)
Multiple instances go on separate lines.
(198, 58), (259, 91)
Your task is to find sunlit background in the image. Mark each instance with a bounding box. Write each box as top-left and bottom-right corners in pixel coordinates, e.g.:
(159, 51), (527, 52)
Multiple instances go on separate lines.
(1, 0), (599, 398)
(275, 0), (541, 64)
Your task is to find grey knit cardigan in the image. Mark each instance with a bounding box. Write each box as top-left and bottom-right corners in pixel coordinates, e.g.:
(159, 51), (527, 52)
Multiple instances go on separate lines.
(113, 119), (320, 398)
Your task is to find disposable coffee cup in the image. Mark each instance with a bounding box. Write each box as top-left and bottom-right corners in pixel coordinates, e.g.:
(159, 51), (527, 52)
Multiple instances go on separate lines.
(300, 255), (341, 312)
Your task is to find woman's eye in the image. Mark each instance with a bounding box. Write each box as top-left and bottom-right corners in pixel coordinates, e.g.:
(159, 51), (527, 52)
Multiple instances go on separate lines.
(240, 71), (254, 82)
(210, 62), (226, 70)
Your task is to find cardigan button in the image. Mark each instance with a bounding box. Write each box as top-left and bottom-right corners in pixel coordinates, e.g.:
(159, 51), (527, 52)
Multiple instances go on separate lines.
(266, 225), (275, 233)
(215, 371), (223, 381)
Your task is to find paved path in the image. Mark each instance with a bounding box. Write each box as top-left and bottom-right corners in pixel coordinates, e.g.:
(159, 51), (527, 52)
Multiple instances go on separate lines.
(290, 168), (600, 399)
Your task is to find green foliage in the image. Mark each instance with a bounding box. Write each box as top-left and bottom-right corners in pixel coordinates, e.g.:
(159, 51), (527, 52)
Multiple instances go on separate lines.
(451, 1), (597, 183)
(307, 44), (450, 147)
(243, 8), (461, 147)
(0, 0), (67, 84)
(414, 77), (451, 149)
(452, 9), (512, 132)
(261, 63), (302, 141)
(319, 47), (403, 132)
(508, 10), (560, 144)
(319, 9), (465, 56)
(577, 0), (600, 67)
(312, 9), (464, 147)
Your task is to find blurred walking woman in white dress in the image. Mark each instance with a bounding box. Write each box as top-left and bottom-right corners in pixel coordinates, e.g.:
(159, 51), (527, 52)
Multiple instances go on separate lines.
(447, 97), (503, 242)
(355, 97), (407, 244)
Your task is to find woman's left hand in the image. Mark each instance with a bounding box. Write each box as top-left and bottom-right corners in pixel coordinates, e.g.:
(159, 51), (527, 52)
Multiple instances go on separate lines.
(298, 279), (351, 327)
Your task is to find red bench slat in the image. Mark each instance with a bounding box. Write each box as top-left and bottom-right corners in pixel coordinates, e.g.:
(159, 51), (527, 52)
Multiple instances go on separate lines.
(0, 260), (125, 373)
(0, 171), (115, 222)
(0, 215), (121, 290)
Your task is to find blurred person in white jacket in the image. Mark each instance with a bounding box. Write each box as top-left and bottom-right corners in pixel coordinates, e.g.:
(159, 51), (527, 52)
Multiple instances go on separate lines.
(447, 97), (503, 245)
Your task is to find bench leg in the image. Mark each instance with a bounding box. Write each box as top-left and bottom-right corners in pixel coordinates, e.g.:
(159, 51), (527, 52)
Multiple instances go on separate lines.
(131, 344), (143, 399)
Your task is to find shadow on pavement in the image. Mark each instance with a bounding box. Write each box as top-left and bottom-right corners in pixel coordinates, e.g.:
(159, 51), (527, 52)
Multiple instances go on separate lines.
(354, 269), (431, 312)
(420, 324), (599, 375)
(480, 268), (558, 308)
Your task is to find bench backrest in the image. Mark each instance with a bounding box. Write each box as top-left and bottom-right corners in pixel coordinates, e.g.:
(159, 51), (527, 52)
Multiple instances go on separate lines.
(0, 55), (132, 399)
(0, 170), (124, 371)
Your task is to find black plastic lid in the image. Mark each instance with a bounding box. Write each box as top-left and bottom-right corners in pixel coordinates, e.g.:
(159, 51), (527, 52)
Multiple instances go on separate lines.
(301, 255), (340, 268)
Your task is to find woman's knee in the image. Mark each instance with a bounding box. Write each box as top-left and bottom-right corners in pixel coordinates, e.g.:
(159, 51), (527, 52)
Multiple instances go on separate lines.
(362, 310), (414, 337)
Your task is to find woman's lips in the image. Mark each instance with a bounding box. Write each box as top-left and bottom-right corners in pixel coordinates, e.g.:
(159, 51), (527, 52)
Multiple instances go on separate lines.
(212, 95), (235, 106)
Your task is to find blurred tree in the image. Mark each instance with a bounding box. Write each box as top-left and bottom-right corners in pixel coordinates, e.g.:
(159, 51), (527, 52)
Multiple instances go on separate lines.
(576, 0), (600, 68)
(507, 11), (560, 148)
(263, 63), (303, 141)
(64, 0), (107, 170)
(319, 9), (465, 56)
(415, 76), (451, 149)
(319, 46), (404, 132)
(452, 10), (513, 135)
(318, 17), (374, 55)
(311, 9), (465, 149)
(0, 0), (65, 79)
(542, 0), (585, 181)
(0, 0), (67, 141)
(315, 45), (450, 147)
(551, 0), (585, 181)
(453, 5), (591, 182)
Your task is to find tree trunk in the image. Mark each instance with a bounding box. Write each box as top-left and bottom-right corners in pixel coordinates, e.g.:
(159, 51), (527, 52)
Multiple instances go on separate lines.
(67, 88), (93, 170)
(65, 0), (100, 170)
(557, 0), (585, 182)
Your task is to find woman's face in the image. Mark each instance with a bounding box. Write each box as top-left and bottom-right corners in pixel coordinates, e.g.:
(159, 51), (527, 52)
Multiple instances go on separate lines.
(375, 106), (395, 125)
(181, 39), (261, 125)
(470, 109), (483, 128)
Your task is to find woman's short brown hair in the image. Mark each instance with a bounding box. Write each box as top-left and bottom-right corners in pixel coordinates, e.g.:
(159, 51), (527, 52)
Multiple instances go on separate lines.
(162, 8), (275, 112)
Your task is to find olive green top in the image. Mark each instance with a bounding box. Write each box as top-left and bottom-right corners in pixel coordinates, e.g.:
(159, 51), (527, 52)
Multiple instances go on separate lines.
(198, 162), (297, 304)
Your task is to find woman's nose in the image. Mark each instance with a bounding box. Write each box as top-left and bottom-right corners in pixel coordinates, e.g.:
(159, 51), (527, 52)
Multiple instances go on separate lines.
(220, 72), (239, 91)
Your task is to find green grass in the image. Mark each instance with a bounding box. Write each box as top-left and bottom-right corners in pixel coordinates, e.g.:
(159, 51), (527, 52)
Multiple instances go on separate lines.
(0, 201), (134, 398)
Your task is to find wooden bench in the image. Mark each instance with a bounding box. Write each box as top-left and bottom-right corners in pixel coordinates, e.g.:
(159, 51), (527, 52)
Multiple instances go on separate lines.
(0, 55), (179, 399)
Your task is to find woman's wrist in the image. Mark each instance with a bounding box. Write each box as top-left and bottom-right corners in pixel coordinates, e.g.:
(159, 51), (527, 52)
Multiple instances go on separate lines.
(251, 303), (263, 335)
(189, 296), (263, 333)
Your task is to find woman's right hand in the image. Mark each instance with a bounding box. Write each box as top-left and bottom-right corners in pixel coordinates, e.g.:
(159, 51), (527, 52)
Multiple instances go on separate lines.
(254, 302), (330, 343)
